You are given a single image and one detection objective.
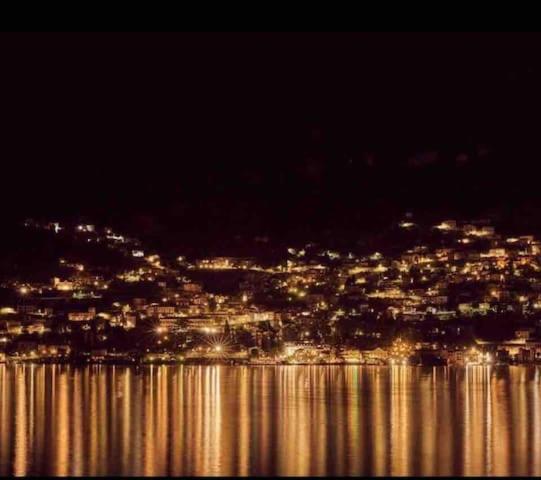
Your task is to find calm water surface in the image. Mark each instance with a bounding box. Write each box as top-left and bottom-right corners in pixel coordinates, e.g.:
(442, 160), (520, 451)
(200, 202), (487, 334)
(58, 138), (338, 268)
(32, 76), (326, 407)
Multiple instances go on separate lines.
(0, 364), (540, 476)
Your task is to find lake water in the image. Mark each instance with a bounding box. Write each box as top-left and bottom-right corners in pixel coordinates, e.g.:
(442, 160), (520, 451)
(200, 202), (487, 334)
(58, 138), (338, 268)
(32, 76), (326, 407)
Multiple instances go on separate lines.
(0, 364), (540, 476)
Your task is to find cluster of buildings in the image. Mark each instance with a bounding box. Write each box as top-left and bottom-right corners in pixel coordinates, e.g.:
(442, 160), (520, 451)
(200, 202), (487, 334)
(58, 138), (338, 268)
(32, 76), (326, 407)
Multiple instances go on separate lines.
(2, 217), (541, 365)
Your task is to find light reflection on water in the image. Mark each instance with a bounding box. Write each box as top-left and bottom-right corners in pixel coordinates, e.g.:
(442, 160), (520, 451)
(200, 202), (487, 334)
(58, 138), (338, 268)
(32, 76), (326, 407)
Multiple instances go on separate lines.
(0, 364), (540, 476)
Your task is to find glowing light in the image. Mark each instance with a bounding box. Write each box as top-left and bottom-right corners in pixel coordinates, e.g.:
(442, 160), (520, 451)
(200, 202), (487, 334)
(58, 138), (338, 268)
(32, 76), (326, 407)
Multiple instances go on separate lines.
(399, 221), (415, 228)
(56, 282), (73, 292)
(19, 286), (29, 295)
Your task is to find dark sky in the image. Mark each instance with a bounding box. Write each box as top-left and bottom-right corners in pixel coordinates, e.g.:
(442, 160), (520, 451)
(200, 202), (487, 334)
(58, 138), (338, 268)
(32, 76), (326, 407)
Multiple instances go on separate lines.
(2, 32), (541, 240)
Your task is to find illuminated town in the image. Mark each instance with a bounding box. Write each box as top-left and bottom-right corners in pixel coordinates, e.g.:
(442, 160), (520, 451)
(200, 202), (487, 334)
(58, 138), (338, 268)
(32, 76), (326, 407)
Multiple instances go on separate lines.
(1, 216), (541, 367)
(5, 31), (541, 478)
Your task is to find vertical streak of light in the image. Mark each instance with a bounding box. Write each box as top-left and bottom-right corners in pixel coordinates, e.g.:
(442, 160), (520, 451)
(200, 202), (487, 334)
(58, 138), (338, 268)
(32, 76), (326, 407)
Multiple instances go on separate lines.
(121, 368), (132, 475)
(54, 368), (69, 476)
(130, 370), (143, 475)
(462, 367), (471, 475)
(346, 367), (361, 476)
(516, 367), (528, 475)
(259, 367), (269, 475)
(492, 374), (510, 475)
(89, 367), (99, 476)
(288, 367), (299, 475)
(109, 366), (117, 475)
(435, 368), (452, 476)
(420, 369), (435, 476)
(297, 367), (310, 476)
(237, 367), (249, 476)
(27, 365), (35, 473)
(528, 366), (541, 476)
(389, 366), (401, 476)
(143, 365), (156, 476)
(193, 367), (204, 475)
(0, 366), (10, 476)
(98, 367), (107, 475)
(183, 367), (195, 475)
(33, 366), (46, 475)
(170, 366), (184, 476)
(72, 369), (83, 476)
(277, 366), (292, 475)
(295, 367), (305, 475)
(337, 368), (348, 477)
(372, 368), (388, 476)
(211, 366), (223, 475)
(195, 367), (208, 475)
(202, 367), (211, 475)
(473, 368), (485, 474)
(157, 366), (169, 475)
(401, 367), (412, 476)
(315, 368), (328, 476)
(485, 367), (493, 476)
(13, 366), (28, 476)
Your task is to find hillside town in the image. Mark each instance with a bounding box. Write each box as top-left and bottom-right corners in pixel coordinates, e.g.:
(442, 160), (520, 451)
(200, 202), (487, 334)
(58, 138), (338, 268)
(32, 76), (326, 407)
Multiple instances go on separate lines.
(1, 217), (541, 366)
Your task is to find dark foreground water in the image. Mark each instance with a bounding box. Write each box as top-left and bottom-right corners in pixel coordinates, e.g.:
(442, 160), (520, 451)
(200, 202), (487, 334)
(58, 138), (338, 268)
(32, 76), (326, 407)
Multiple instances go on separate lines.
(0, 364), (540, 476)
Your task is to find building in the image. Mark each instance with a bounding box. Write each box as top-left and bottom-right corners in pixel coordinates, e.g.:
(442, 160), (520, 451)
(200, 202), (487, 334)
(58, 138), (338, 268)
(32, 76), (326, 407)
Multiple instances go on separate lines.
(68, 307), (96, 322)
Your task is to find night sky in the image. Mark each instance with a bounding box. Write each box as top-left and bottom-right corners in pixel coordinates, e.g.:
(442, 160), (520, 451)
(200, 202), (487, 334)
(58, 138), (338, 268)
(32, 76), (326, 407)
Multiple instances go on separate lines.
(3, 32), (541, 242)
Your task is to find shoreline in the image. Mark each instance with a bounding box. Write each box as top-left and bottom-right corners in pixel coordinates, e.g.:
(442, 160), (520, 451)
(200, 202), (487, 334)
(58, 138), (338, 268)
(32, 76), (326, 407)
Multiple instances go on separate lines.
(0, 360), (531, 367)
